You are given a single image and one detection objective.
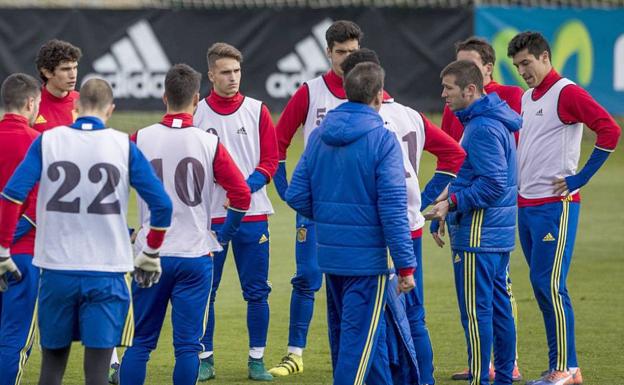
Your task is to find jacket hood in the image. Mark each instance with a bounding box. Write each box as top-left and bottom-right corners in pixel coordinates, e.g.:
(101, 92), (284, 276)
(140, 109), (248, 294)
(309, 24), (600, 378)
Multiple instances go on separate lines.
(456, 93), (522, 133)
(319, 101), (384, 146)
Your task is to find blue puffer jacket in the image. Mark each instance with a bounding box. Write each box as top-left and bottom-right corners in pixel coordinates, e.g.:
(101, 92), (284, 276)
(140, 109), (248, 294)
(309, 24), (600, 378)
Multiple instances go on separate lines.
(286, 102), (415, 276)
(448, 93), (521, 252)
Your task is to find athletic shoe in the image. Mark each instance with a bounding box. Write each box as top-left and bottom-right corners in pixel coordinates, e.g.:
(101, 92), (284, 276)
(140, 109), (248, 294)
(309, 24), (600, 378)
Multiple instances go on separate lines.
(268, 353), (303, 376)
(512, 364), (524, 382)
(570, 368), (583, 384)
(198, 355), (216, 381)
(108, 363), (120, 384)
(525, 370), (573, 385)
(451, 368), (470, 380)
(248, 357), (273, 381)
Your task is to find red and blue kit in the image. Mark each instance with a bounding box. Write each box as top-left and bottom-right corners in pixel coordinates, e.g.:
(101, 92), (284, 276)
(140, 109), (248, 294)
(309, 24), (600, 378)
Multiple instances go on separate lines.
(194, 91), (277, 355)
(517, 69), (621, 373)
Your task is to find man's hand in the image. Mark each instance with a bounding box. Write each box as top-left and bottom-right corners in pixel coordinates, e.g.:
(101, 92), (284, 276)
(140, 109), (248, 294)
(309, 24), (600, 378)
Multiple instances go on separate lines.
(397, 274), (415, 293)
(133, 250), (161, 289)
(424, 199), (450, 222)
(430, 220), (446, 248)
(553, 177), (570, 196)
(0, 249), (22, 292)
(222, 198), (230, 210)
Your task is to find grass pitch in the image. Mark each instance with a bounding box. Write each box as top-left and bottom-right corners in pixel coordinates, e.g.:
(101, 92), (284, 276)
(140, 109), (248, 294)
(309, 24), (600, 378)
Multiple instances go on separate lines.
(20, 112), (623, 385)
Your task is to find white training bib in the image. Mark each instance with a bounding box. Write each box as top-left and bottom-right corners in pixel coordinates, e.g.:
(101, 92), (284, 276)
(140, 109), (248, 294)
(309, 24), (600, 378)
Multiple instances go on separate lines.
(302, 76), (347, 148)
(135, 124), (222, 257)
(194, 96), (273, 218)
(35, 126), (133, 272)
(380, 101), (426, 231)
(518, 78), (583, 199)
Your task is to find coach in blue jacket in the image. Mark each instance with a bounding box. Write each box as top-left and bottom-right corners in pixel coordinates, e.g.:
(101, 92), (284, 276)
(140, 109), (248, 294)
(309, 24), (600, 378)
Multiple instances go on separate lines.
(427, 60), (521, 385)
(286, 62), (416, 385)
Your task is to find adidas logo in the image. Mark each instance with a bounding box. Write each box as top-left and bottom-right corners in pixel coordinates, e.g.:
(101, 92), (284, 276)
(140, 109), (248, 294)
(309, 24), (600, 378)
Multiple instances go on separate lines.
(259, 234), (269, 244)
(543, 232), (556, 242)
(265, 18), (333, 98)
(35, 114), (47, 125)
(83, 20), (171, 99)
(237, 126), (247, 135)
(536, 108), (544, 116)
(454, 254), (461, 264)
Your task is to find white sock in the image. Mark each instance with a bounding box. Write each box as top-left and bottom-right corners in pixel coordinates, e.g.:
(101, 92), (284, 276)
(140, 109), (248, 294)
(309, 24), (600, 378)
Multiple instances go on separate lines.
(287, 346), (303, 356)
(569, 367), (578, 374)
(249, 347), (265, 359)
(199, 351), (213, 360)
(110, 348), (119, 365)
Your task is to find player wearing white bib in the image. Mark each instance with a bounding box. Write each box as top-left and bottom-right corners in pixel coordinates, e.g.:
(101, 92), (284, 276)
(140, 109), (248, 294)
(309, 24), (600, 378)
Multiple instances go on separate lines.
(341, 49), (465, 385)
(0, 79), (172, 385)
(119, 64), (251, 385)
(269, 20), (362, 377)
(194, 43), (278, 382)
(508, 32), (621, 385)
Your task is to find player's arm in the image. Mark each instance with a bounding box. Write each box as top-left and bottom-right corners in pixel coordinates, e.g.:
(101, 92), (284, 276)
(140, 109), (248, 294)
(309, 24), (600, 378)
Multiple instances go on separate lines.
(285, 137), (314, 220)
(0, 137), (45, 288)
(376, 130), (416, 278)
(12, 187), (37, 243)
(213, 142), (251, 244)
(274, 84), (310, 201)
(553, 85), (622, 195)
(247, 104), (278, 194)
(452, 127), (508, 213)
(420, 113), (466, 210)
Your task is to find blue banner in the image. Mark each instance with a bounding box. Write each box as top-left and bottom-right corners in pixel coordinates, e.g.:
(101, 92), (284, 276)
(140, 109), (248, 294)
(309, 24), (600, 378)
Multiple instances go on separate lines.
(476, 6), (624, 114)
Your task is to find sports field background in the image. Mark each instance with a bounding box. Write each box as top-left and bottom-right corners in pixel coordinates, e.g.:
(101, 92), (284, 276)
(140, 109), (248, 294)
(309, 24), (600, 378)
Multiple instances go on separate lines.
(20, 112), (624, 385)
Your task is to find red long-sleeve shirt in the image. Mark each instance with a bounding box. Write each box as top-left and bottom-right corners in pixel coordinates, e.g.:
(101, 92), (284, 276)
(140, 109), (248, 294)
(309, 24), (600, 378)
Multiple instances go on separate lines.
(441, 81), (523, 143)
(517, 69), (621, 207)
(421, 113), (466, 175)
(33, 86), (78, 133)
(0, 114), (40, 253)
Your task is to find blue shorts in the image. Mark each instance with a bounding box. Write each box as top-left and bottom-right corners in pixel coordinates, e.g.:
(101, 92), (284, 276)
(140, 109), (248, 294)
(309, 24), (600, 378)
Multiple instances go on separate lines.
(38, 269), (132, 349)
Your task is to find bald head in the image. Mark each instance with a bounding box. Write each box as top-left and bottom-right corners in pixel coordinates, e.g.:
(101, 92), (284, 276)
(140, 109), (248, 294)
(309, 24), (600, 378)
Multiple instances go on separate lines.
(79, 78), (113, 116)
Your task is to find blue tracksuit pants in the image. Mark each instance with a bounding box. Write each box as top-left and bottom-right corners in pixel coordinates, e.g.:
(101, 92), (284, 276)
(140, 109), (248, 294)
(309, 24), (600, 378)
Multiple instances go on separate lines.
(404, 237), (435, 384)
(288, 213), (322, 349)
(518, 200), (580, 372)
(120, 256), (212, 385)
(0, 254), (38, 385)
(326, 274), (389, 385)
(202, 221), (271, 351)
(452, 250), (516, 385)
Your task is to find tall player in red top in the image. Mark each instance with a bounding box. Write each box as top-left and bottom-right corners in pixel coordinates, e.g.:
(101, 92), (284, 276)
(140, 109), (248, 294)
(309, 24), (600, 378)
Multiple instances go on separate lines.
(194, 43), (278, 382)
(439, 37), (524, 383)
(33, 39), (81, 133)
(268, 20), (362, 377)
(508, 32), (620, 385)
(0, 73), (41, 385)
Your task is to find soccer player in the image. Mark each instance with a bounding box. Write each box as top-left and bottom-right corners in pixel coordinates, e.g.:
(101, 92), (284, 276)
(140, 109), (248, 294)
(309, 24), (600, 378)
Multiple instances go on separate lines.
(427, 60), (521, 385)
(507, 31), (621, 385)
(340, 48), (466, 385)
(286, 61), (416, 385)
(119, 64), (251, 385)
(0, 73), (41, 385)
(33, 39), (81, 132)
(439, 37), (524, 383)
(0, 78), (172, 385)
(269, 20), (362, 377)
(194, 43), (278, 381)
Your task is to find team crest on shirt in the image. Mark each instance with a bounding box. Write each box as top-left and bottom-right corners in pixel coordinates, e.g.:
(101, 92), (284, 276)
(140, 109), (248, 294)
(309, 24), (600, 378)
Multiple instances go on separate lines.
(296, 227), (307, 243)
(35, 114), (47, 124)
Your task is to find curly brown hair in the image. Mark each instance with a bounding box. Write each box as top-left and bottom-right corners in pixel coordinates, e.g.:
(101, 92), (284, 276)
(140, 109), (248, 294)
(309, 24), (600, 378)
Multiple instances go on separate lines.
(35, 39), (82, 82)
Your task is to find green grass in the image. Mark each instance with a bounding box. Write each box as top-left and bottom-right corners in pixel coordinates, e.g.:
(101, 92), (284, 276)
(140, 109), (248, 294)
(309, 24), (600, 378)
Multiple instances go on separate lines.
(20, 112), (624, 385)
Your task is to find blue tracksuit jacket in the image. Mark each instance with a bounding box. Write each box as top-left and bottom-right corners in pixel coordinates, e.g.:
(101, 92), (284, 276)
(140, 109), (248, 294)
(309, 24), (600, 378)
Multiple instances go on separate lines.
(447, 93), (522, 252)
(286, 101), (415, 276)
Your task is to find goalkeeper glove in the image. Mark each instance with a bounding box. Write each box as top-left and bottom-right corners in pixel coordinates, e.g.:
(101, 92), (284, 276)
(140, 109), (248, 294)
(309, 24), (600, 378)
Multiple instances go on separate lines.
(0, 246), (22, 292)
(274, 161), (289, 201)
(246, 170), (268, 193)
(133, 248), (161, 289)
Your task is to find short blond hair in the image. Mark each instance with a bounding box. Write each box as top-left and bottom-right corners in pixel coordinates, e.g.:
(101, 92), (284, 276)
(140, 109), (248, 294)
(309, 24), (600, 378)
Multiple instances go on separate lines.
(207, 42), (243, 69)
